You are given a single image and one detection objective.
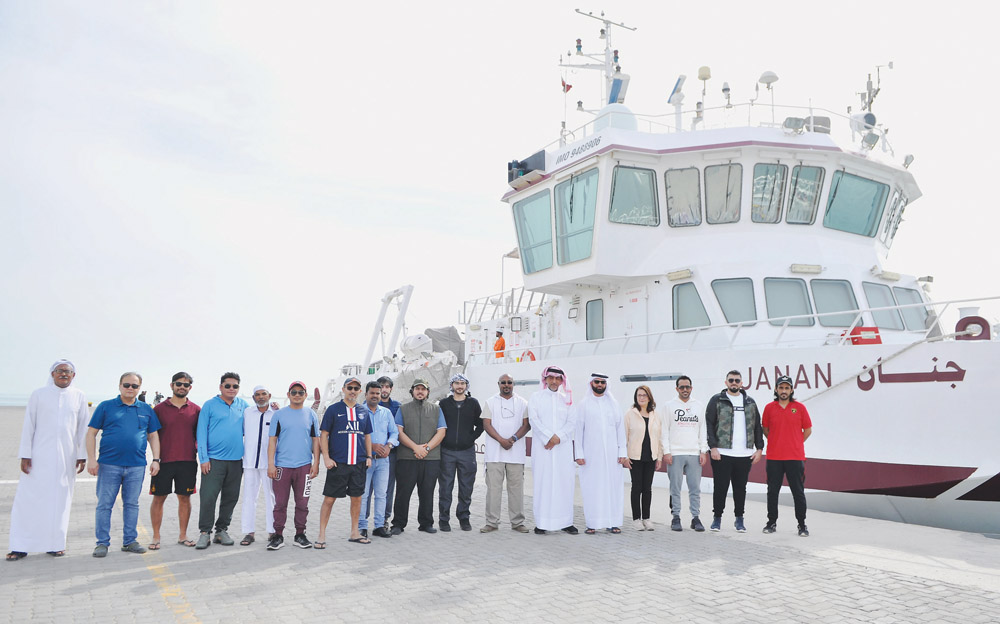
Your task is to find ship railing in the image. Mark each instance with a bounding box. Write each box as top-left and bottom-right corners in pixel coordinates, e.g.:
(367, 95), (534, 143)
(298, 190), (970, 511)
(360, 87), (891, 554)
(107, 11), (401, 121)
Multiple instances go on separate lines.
(467, 295), (999, 365)
(551, 102), (895, 156)
(461, 287), (547, 324)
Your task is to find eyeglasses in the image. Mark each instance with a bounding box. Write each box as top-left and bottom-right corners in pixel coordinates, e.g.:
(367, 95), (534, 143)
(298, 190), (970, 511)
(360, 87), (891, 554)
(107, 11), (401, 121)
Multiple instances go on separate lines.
(499, 381), (514, 385)
(677, 385), (692, 390)
(173, 382), (191, 388)
(346, 385), (361, 391)
(224, 384), (240, 389)
(53, 369), (73, 375)
(122, 383), (140, 389)
(727, 379), (741, 384)
(289, 390), (306, 396)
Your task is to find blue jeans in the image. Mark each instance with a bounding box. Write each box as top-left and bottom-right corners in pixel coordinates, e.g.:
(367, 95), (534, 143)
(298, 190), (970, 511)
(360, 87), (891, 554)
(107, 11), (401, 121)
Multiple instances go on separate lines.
(359, 456), (390, 529)
(96, 464), (145, 546)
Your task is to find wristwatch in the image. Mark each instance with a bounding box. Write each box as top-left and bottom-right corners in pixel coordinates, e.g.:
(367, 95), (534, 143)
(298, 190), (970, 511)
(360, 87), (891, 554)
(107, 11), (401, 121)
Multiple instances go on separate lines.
(510, 434), (518, 442)
(152, 459), (161, 463)
(423, 444), (430, 452)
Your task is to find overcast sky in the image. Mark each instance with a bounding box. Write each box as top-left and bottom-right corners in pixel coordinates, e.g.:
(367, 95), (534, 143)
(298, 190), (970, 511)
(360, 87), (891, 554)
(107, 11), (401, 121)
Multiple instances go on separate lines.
(1, 1), (996, 402)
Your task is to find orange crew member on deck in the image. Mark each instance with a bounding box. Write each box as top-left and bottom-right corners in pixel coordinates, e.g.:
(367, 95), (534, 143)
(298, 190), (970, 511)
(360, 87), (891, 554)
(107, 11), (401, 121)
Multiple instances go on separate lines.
(494, 330), (505, 359)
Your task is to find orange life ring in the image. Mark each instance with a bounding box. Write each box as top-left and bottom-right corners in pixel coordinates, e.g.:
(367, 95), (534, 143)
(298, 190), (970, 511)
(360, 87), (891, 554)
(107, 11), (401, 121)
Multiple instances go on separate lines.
(521, 350), (536, 361)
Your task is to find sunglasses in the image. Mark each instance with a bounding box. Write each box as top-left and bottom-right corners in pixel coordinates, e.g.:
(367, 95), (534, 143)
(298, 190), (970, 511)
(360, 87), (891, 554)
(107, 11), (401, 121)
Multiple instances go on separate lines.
(224, 383), (240, 389)
(499, 381), (514, 385)
(677, 385), (692, 390)
(289, 390), (306, 396)
(173, 382), (191, 388)
(727, 379), (741, 384)
(122, 383), (140, 389)
(346, 385), (361, 391)
(592, 380), (607, 385)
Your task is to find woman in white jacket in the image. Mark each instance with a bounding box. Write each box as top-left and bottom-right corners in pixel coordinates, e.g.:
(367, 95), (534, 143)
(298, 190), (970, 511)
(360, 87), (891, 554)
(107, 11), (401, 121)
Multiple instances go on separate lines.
(622, 385), (663, 531)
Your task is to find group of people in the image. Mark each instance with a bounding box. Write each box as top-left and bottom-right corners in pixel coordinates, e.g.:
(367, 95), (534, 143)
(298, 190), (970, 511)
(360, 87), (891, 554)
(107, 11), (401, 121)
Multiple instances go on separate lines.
(6, 359), (812, 561)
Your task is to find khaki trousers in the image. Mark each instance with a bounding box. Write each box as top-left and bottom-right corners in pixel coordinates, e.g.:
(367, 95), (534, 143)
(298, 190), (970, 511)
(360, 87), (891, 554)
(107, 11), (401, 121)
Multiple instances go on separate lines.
(484, 462), (525, 528)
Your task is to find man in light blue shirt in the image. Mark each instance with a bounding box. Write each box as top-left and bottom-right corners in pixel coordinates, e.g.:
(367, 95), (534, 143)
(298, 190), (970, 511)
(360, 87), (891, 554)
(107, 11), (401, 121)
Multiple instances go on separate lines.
(195, 372), (249, 550)
(266, 381), (320, 551)
(359, 381), (399, 538)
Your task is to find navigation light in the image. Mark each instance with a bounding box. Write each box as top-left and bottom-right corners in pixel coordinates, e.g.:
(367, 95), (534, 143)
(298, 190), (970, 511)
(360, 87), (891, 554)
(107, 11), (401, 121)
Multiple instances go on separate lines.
(903, 154), (915, 169)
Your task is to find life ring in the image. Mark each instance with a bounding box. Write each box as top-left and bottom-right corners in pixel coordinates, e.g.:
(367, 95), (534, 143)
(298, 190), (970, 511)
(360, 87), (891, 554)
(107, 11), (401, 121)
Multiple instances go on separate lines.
(520, 350), (536, 361)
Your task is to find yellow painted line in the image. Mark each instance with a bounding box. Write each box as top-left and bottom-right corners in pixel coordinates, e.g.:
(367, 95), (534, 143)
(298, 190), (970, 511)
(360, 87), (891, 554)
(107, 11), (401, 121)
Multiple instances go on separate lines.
(137, 524), (201, 624)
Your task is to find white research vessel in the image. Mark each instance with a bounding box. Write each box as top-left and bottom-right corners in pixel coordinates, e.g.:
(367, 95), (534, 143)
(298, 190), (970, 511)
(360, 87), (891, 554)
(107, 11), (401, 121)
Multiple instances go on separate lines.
(329, 11), (1000, 534)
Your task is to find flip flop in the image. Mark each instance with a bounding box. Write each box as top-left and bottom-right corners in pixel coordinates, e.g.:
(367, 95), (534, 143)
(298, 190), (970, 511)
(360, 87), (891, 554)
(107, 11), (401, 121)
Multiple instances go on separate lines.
(46, 551), (66, 557)
(177, 539), (196, 547)
(313, 541), (326, 549)
(348, 537), (371, 544)
(6, 551), (27, 561)
(607, 527), (622, 534)
(584, 528), (596, 535)
(148, 542), (160, 550)
(240, 534), (254, 546)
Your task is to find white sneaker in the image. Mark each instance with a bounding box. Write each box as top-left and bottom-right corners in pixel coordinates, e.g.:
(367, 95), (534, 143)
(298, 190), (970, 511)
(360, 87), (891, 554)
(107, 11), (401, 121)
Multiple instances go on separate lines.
(632, 519), (645, 531)
(642, 519), (655, 531)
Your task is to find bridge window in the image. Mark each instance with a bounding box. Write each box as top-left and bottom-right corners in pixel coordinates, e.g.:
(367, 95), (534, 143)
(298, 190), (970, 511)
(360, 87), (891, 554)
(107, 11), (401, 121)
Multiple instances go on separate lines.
(764, 278), (814, 326)
(712, 278), (757, 325)
(672, 283), (711, 329)
(665, 167), (701, 227)
(751, 164), (787, 223)
(610, 166), (659, 226)
(893, 287), (928, 331)
(810, 279), (860, 327)
(512, 190), (553, 274)
(824, 171), (890, 237)
(586, 298), (604, 340)
(705, 164), (742, 224)
(786, 165), (824, 224)
(555, 168), (599, 264)
(862, 282), (904, 330)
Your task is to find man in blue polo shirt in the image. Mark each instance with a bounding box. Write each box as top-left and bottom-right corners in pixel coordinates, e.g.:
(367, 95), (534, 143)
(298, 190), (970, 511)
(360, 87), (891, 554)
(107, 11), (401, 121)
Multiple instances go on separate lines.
(86, 372), (161, 557)
(195, 372), (249, 550)
(317, 377), (373, 546)
(359, 381), (399, 538)
(266, 381), (321, 551)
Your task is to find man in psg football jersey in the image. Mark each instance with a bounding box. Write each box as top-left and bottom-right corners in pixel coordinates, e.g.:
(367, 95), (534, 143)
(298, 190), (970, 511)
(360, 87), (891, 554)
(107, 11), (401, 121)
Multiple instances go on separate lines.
(317, 377), (373, 546)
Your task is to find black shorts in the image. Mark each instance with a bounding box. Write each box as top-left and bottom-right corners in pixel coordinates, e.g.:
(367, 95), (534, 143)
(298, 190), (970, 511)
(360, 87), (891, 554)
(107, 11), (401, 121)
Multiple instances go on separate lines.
(322, 462), (367, 499)
(149, 461), (198, 496)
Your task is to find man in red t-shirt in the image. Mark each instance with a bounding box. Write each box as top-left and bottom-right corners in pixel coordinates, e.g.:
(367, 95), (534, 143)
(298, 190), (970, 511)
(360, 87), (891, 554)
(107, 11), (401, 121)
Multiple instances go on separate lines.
(761, 375), (813, 537)
(150, 372), (201, 548)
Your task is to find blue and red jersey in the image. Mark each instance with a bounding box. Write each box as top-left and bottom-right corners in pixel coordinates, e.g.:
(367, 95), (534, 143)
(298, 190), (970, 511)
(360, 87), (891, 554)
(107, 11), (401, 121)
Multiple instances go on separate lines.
(320, 401), (374, 464)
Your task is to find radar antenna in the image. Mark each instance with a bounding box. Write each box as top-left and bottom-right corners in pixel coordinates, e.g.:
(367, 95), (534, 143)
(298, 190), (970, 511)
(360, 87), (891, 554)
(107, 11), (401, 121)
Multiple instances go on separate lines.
(560, 10), (636, 115)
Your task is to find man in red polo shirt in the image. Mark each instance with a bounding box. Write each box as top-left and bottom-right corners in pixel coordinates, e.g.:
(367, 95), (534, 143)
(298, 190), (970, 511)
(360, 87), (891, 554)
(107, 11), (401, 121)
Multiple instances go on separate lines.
(761, 375), (813, 537)
(150, 372), (201, 548)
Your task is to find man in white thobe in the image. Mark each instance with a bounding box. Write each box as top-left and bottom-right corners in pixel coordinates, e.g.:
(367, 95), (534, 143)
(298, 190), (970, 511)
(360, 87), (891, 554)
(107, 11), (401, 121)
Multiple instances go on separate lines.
(7, 360), (89, 560)
(574, 373), (627, 533)
(527, 365), (579, 535)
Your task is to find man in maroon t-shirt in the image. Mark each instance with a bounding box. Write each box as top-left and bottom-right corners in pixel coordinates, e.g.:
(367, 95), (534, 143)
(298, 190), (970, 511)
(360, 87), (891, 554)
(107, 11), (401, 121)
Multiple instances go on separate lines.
(761, 376), (813, 537)
(150, 372), (201, 548)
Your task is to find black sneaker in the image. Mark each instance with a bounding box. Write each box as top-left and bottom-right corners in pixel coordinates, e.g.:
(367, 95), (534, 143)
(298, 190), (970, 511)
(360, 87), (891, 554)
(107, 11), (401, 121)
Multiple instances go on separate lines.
(438, 521), (451, 532)
(459, 519), (472, 532)
(390, 526), (404, 535)
(691, 517), (705, 532)
(763, 522), (777, 534)
(671, 516), (682, 531)
(418, 525), (438, 534)
(293, 534), (312, 549)
(561, 525), (579, 535)
(797, 524), (809, 537)
(360, 529), (368, 538)
(534, 527), (546, 535)
(266, 535), (284, 550)
(372, 527), (392, 538)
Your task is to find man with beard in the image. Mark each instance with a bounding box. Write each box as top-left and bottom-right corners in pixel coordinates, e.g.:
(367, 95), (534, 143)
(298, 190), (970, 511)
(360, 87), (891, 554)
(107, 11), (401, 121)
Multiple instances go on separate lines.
(391, 379), (446, 535)
(762, 376), (813, 536)
(662, 375), (709, 532)
(376, 376), (401, 532)
(150, 372), (200, 549)
(574, 374), (627, 534)
(7, 360), (89, 561)
(358, 381), (398, 539)
(437, 373), (484, 532)
(706, 370), (763, 533)
(527, 366), (578, 535)
(480, 373), (530, 533)
(239, 385), (278, 546)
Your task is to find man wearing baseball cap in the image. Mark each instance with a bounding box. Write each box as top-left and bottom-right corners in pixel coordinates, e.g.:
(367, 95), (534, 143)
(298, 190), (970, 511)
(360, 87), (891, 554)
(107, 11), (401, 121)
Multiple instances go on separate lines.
(391, 378), (447, 535)
(265, 381), (321, 550)
(761, 376), (813, 536)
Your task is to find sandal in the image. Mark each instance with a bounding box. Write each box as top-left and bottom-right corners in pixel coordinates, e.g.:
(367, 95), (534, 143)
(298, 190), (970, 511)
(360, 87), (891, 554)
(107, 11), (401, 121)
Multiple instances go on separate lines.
(348, 537), (371, 544)
(607, 527), (622, 534)
(6, 551), (27, 561)
(177, 539), (196, 547)
(240, 534), (255, 546)
(314, 541), (326, 549)
(47, 551), (66, 557)
(148, 542), (160, 551)
(584, 528), (596, 535)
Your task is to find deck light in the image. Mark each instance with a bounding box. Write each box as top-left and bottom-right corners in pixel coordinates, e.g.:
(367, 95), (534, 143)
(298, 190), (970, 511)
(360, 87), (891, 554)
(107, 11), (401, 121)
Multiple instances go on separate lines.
(790, 264), (823, 274)
(871, 266), (901, 281)
(862, 131), (880, 150)
(903, 154), (915, 169)
(722, 82), (731, 107)
(667, 269), (693, 281)
(783, 117), (806, 134)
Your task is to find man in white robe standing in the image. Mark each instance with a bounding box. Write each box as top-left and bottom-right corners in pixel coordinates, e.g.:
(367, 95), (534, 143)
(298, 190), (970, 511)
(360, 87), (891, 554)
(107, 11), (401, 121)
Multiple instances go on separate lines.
(7, 360), (90, 561)
(574, 373), (627, 534)
(527, 365), (579, 535)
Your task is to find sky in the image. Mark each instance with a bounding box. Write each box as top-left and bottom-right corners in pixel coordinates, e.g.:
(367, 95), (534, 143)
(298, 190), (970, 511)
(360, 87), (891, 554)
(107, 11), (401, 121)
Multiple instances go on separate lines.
(1, 1), (997, 402)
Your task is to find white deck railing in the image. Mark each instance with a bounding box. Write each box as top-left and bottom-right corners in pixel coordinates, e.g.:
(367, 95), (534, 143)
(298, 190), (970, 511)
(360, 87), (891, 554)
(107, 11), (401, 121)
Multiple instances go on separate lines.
(461, 287), (548, 324)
